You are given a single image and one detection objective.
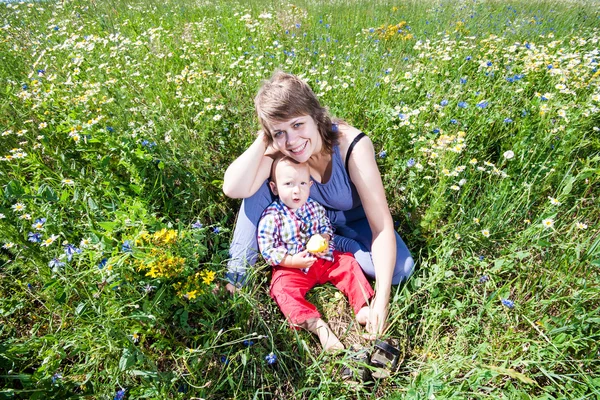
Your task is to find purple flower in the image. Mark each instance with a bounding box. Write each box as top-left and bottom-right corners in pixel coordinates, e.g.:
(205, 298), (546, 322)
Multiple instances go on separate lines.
(476, 101), (489, 108)
(49, 258), (65, 269)
(458, 101), (468, 108)
(265, 352), (277, 365)
(378, 150), (387, 158)
(440, 99), (448, 106)
(28, 232), (42, 243)
(504, 118), (513, 123)
(243, 340), (255, 347)
(114, 389), (126, 400)
(192, 221), (203, 229)
(212, 227), (220, 234)
(501, 299), (515, 309)
(122, 240), (132, 253)
(64, 244), (81, 261)
(407, 158), (416, 168)
(479, 275), (489, 283)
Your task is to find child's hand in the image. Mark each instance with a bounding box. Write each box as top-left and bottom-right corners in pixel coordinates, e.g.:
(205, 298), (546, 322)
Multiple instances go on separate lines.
(292, 250), (316, 269)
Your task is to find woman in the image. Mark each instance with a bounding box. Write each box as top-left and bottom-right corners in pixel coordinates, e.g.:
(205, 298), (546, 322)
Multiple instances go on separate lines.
(222, 71), (414, 338)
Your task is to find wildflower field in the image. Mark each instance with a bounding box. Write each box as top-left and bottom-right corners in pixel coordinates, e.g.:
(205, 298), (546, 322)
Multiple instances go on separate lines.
(1, 0), (599, 398)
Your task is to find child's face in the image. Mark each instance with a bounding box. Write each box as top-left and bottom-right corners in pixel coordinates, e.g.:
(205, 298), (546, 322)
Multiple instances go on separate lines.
(269, 161), (312, 211)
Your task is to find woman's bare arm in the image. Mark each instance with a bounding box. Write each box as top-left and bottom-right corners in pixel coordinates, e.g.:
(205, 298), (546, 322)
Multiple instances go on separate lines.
(346, 134), (397, 338)
(222, 131), (274, 199)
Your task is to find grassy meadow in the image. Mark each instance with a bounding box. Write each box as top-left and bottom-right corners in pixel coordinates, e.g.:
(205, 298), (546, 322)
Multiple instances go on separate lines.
(1, 0), (599, 398)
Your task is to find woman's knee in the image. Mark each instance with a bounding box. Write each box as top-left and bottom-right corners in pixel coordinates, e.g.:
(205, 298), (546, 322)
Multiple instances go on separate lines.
(392, 233), (415, 284)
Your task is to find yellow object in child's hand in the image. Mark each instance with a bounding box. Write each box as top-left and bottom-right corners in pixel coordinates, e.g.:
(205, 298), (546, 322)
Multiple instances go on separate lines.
(306, 234), (328, 253)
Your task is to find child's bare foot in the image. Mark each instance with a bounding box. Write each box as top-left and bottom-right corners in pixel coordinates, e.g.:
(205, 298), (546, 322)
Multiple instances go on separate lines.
(355, 306), (370, 326)
(301, 318), (345, 352)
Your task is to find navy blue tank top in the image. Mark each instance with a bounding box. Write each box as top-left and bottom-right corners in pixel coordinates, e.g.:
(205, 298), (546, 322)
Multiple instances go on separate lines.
(309, 145), (362, 212)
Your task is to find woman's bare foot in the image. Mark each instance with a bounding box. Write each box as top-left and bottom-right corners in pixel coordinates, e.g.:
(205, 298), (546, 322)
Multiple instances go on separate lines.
(300, 318), (345, 352)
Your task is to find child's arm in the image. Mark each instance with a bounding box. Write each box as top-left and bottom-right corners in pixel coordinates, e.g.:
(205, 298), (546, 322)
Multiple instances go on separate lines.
(257, 213), (289, 266)
(279, 251), (316, 269)
(312, 201), (335, 257)
(258, 213), (316, 269)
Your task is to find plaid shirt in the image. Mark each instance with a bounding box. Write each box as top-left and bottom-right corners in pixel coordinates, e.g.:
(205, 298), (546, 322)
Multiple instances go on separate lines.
(258, 198), (334, 266)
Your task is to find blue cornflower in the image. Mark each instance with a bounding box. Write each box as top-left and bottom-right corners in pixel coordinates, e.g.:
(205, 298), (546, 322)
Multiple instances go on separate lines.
(465, 56), (472, 61)
(501, 299), (515, 309)
(243, 340), (255, 347)
(476, 101), (489, 108)
(106, 126), (114, 133)
(64, 244), (81, 262)
(440, 99), (448, 107)
(406, 158), (416, 168)
(460, 77), (467, 84)
(51, 373), (62, 383)
(432, 128), (440, 134)
(504, 118), (513, 123)
(450, 119), (458, 124)
(37, 69), (46, 75)
(220, 355), (230, 365)
(486, 61), (493, 67)
(479, 255), (485, 261)
(98, 258), (108, 269)
(540, 96), (548, 101)
(547, 64), (553, 69)
(212, 227), (220, 234)
(122, 240), (133, 253)
(53, 26), (59, 31)
(28, 232), (42, 243)
(506, 76), (515, 83)
(525, 43), (531, 49)
(114, 389), (126, 400)
(295, 23), (301, 28)
(48, 258), (65, 269)
(35, 217), (47, 225)
(458, 101), (468, 108)
(192, 221), (203, 229)
(369, 28), (374, 33)
(378, 150), (387, 158)
(398, 113), (407, 120)
(22, 84), (28, 90)
(265, 352), (277, 365)
(521, 110), (528, 117)
(479, 275), (489, 283)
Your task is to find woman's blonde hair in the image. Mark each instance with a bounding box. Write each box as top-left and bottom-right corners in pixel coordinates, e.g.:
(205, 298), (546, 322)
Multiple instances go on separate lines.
(254, 71), (339, 154)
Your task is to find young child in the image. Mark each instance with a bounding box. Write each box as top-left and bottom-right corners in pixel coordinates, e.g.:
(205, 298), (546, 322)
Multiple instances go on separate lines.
(257, 156), (374, 351)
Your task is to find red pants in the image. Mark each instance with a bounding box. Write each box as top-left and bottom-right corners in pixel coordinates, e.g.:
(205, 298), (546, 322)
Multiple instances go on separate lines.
(270, 251), (374, 326)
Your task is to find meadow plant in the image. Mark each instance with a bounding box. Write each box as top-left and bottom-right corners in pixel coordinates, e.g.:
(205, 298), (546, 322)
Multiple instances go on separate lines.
(0, 0), (599, 398)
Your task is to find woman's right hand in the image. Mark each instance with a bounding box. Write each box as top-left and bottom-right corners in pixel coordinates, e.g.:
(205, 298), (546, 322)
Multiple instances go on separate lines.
(222, 129), (275, 199)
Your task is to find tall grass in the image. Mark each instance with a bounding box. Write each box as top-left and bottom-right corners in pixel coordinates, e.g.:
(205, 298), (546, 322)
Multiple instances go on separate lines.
(0, 0), (599, 398)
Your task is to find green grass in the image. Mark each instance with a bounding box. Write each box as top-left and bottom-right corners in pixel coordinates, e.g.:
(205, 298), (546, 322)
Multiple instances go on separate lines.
(0, 0), (599, 398)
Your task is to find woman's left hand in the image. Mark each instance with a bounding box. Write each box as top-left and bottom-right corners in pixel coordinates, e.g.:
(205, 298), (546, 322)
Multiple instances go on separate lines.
(363, 296), (389, 340)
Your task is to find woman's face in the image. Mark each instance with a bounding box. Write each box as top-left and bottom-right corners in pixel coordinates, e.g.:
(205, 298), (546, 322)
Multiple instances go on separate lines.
(268, 115), (321, 163)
